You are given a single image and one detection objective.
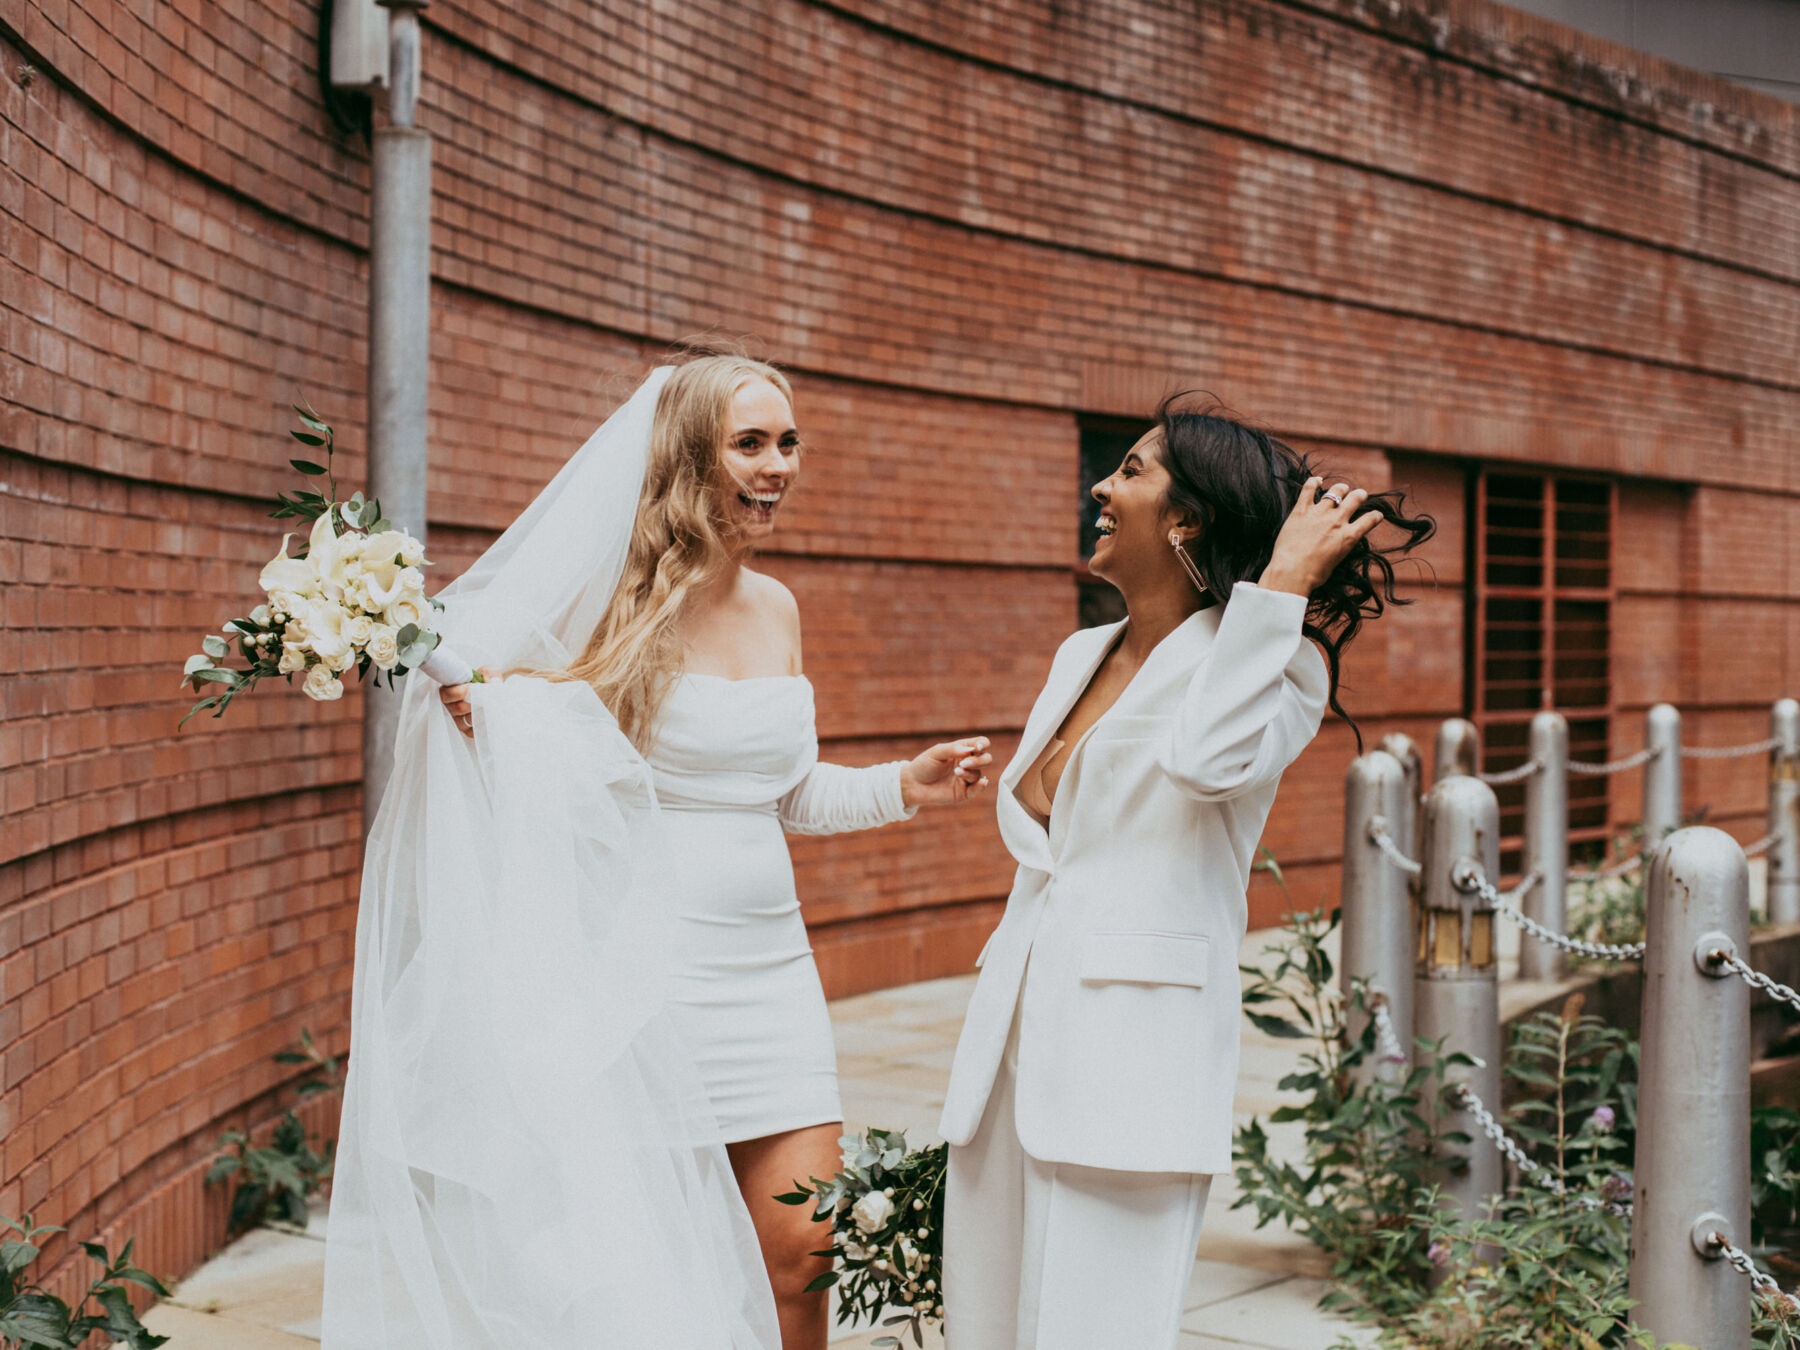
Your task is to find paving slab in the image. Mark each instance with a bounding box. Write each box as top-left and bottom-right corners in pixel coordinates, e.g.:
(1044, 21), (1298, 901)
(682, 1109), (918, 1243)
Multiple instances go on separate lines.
(136, 1302), (320, 1349)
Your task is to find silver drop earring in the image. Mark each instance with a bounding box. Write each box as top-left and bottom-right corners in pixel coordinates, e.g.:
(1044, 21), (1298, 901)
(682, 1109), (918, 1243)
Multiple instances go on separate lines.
(1169, 532), (1208, 593)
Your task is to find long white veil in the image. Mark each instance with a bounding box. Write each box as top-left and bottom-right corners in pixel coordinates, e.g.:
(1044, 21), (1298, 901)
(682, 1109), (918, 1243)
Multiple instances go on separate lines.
(321, 368), (781, 1349)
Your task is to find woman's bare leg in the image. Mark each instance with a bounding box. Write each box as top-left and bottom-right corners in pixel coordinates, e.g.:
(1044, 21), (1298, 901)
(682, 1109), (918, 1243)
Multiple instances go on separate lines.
(729, 1122), (844, 1350)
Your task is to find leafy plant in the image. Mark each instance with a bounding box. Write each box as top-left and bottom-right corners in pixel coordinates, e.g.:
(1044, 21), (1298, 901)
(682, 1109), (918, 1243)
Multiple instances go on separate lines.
(777, 1126), (945, 1347)
(207, 1030), (341, 1233)
(1367, 999), (1648, 1348)
(0, 1214), (168, 1350)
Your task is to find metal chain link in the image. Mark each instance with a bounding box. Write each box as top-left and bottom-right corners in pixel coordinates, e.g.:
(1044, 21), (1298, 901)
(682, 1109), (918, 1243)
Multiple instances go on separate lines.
(1711, 949), (1800, 1016)
(1713, 1233), (1800, 1317)
(1461, 865), (1648, 962)
(1681, 736), (1782, 761)
(1453, 1083), (1632, 1217)
(1477, 757), (1543, 786)
(1568, 854), (1643, 884)
(1567, 745), (1662, 776)
(1370, 995), (1407, 1065)
(1367, 821), (1423, 877)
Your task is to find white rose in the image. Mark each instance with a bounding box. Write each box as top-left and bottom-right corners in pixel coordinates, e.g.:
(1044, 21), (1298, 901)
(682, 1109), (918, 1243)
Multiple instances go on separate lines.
(344, 615), (376, 648)
(384, 596), (427, 632)
(366, 625), (401, 671)
(267, 588), (305, 620)
(278, 645), (308, 675)
(396, 566), (425, 597)
(851, 1191), (895, 1235)
(323, 645), (354, 674)
(302, 665), (344, 702)
(399, 536), (427, 567)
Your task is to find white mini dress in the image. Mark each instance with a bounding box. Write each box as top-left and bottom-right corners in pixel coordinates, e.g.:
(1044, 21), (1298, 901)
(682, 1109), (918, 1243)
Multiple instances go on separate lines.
(647, 673), (915, 1143)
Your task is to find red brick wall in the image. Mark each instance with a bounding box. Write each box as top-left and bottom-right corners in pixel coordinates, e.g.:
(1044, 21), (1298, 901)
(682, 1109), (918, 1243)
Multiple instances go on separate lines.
(5, 0), (1799, 1296)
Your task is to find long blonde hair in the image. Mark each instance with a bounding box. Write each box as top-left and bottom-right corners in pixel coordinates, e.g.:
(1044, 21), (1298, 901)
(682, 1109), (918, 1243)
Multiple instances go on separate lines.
(546, 352), (795, 750)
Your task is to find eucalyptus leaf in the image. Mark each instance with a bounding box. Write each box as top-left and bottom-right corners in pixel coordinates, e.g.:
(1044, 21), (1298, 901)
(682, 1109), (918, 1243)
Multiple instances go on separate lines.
(202, 634), (229, 660)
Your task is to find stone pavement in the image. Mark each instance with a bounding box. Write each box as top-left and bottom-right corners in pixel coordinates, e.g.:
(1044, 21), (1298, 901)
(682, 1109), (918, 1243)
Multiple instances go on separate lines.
(132, 928), (1378, 1349)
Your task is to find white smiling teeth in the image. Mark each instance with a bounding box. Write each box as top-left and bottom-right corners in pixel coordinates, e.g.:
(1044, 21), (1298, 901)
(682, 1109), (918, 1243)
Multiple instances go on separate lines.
(1095, 515), (1116, 534)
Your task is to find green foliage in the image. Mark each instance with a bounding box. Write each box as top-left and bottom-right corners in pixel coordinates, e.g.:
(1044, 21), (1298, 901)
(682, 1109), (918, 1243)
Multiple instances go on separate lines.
(1566, 830), (1652, 959)
(1369, 998), (1648, 1349)
(1753, 1107), (1800, 1247)
(778, 1126), (945, 1347)
(0, 1214), (168, 1350)
(207, 1030), (341, 1234)
(1232, 898), (1697, 1348)
(1230, 902), (1448, 1319)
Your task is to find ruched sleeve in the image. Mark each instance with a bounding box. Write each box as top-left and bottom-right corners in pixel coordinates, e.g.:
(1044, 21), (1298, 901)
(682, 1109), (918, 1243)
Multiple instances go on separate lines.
(778, 760), (918, 835)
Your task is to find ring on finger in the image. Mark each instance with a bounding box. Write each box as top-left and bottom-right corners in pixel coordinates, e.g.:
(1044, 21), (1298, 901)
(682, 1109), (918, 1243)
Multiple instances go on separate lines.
(1323, 490), (1346, 506)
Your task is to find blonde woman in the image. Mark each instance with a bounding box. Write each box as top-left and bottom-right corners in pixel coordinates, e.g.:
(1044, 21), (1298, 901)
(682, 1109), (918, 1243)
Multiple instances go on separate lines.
(324, 352), (991, 1350)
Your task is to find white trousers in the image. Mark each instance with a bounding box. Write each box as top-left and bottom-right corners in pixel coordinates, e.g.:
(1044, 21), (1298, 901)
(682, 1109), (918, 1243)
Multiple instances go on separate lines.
(943, 1013), (1212, 1350)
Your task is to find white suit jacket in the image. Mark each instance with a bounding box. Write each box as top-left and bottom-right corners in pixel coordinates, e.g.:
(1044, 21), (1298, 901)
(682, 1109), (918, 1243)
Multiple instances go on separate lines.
(938, 582), (1328, 1175)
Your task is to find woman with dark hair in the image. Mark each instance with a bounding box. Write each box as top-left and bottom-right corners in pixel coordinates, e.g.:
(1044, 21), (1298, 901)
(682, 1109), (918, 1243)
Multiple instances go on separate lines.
(936, 396), (1433, 1349)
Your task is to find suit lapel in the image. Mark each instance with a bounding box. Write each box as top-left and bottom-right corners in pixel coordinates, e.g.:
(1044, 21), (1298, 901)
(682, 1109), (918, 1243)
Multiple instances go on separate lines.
(996, 622), (1124, 873)
(1043, 607), (1219, 859)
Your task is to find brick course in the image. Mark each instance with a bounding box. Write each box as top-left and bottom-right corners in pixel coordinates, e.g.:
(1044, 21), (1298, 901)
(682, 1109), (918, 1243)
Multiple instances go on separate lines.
(5, 0), (1799, 1300)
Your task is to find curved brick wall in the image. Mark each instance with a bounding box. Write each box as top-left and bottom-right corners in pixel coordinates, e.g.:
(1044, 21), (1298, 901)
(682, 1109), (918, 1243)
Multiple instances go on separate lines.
(4, 0), (1800, 1299)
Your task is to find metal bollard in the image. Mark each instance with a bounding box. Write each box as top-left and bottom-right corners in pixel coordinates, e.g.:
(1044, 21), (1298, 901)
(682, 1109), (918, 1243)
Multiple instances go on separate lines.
(1643, 703), (1683, 849)
(1379, 731), (1425, 869)
(1520, 711), (1569, 982)
(1433, 717), (1481, 785)
(1414, 775), (1503, 1217)
(1628, 827), (1751, 1350)
(1768, 699), (1800, 925)
(1342, 750), (1414, 1085)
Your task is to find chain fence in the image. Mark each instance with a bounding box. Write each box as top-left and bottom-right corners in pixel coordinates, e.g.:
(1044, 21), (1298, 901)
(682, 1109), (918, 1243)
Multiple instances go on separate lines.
(1568, 854), (1643, 884)
(1714, 1233), (1800, 1317)
(1368, 819), (1423, 877)
(1477, 757), (1542, 786)
(1470, 736), (1783, 783)
(1710, 948), (1800, 1017)
(1453, 1082), (1633, 1217)
(1370, 995), (1407, 1066)
(1682, 737), (1783, 761)
(1568, 746), (1661, 776)
(1355, 719), (1800, 1334)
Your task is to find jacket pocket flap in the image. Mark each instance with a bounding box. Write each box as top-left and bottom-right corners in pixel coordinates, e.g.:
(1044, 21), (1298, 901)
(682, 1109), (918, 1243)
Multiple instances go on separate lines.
(1078, 931), (1210, 988)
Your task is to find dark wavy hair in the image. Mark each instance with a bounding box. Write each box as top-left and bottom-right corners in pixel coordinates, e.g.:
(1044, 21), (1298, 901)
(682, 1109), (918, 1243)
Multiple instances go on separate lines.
(1154, 393), (1436, 748)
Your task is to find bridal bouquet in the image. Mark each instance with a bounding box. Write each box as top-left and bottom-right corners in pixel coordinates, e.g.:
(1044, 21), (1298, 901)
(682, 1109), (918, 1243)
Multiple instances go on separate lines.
(778, 1126), (946, 1346)
(180, 405), (444, 726)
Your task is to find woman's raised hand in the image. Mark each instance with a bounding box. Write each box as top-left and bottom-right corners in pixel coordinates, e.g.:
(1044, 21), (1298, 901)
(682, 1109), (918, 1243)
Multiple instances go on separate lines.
(1257, 476), (1383, 598)
(901, 737), (993, 808)
(440, 667), (502, 738)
